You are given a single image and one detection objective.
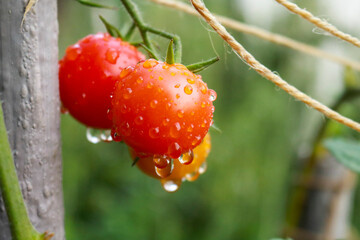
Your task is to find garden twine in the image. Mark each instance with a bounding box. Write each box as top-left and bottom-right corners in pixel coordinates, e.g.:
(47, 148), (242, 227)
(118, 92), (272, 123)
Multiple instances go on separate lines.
(190, 0), (360, 133)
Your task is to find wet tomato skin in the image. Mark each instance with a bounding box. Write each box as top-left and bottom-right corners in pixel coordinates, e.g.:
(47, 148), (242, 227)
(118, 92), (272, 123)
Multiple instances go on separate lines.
(59, 32), (145, 129)
(111, 59), (216, 158)
(131, 133), (211, 182)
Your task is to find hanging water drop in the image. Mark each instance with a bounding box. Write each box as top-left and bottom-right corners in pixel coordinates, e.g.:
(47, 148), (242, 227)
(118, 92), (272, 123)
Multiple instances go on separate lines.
(161, 179), (181, 192)
(199, 161), (207, 174)
(185, 171), (200, 182)
(86, 128), (102, 144)
(179, 150), (194, 165)
(100, 130), (113, 142)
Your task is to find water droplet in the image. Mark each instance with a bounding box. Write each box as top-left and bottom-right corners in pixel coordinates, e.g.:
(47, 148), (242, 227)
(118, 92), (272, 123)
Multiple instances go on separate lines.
(211, 106), (215, 113)
(107, 108), (113, 120)
(187, 124), (194, 133)
(200, 84), (208, 94)
(143, 59), (158, 68)
(201, 102), (206, 108)
(120, 67), (133, 78)
(201, 119), (207, 128)
(199, 161), (207, 174)
(191, 111), (195, 116)
(187, 78), (195, 84)
(179, 149), (194, 165)
(168, 142), (182, 159)
(120, 122), (131, 137)
(166, 102), (172, 110)
(149, 127), (160, 138)
(161, 179), (181, 192)
(185, 171), (200, 182)
(135, 116), (144, 125)
(123, 88), (132, 99)
(174, 84), (180, 88)
(177, 110), (184, 118)
(170, 122), (181, 138)
(163, 118), (170, 126)
(86, 128), (101, 144)
(66, 44), (81, 61)
(158, 87), (163, 93)
(153, 155), (170, 168)
(105, 48), (119, 64)
(158, 76), (163, 80)
(120, 104), (129, 114)
(209, 89), (217, 101)
(171, 72), (176, 76)
(111, 128), (122, 142)
(192, 135), (201, 146)
(155, 159), (174, 178)
(100, 130), (113, 142)
(176, 94), (180, 99)
(147, 82), (154, 89)
(150, 100), (158, 108)
(136, 77), (144, 84)
(162, 64), (169, 70)
(184, 85), (193, 95)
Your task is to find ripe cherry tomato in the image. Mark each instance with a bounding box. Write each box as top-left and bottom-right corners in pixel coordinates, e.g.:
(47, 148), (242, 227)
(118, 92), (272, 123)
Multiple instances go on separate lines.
(130, 133), (211, 192)
(59, 32), (145, 129)
(111, 59), (216, 158)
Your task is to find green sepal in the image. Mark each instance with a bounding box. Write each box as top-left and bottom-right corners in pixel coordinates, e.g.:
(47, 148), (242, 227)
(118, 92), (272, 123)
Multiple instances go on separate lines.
(99, 15), (124, 39)
(76, 0), (118, 10)
(166, 39), (175, 65)
(186, 56), (220, 73)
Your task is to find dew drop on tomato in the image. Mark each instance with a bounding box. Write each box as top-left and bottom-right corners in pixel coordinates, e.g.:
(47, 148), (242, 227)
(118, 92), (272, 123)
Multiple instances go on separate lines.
(153, 155), (170, 169)
(184, 85), (193, 95)
(179, 149), (194, 165)
(149, 127), (160, 139)
(209, 89), (217, 102)
(66, 44), (81, 61)
(168, 142), (182, 159)
(105, 48), (119, 64)
(170, 123), (181, 139)
(134, 116), (144, 125)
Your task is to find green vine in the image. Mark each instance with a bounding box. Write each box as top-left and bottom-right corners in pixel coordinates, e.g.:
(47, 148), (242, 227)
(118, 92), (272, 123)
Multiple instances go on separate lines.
(0, 104), (52, 240)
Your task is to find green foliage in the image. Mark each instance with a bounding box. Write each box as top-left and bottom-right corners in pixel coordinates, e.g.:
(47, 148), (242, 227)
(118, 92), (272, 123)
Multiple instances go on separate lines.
(324, 138), (360, 173)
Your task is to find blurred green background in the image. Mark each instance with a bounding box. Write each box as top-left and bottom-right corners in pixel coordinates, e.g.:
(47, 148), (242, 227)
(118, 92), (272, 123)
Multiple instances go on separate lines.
(58, 0), (360, 239)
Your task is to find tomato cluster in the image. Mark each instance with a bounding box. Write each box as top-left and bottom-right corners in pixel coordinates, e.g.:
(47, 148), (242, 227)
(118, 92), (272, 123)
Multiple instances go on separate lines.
(59, 33), (216, 192)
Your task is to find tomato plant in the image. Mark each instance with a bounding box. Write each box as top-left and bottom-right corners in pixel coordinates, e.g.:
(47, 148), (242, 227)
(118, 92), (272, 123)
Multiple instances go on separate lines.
(59, 32), (145, 129)
(111, 59), (216, 159)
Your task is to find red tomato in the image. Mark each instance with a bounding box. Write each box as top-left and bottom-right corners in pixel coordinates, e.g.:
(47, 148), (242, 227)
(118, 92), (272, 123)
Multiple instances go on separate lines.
(130, 133), (211, 192)
(111, 59), (216, 158)
(59, 33), (145, 129)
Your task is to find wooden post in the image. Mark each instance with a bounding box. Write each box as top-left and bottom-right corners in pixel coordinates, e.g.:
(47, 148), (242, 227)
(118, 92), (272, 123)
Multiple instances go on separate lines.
(0, 0), (64, 239)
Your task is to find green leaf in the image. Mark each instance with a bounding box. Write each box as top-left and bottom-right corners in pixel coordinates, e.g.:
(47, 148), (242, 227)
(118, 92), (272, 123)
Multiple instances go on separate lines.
(186, 56), (220, 73)
(324, 138), (360, 173)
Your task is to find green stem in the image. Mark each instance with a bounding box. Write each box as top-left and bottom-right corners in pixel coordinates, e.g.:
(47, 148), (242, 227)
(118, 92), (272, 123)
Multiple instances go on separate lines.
(166, 39), (175, 64)
(0, 104), (48, 240)
(120, 0), (161, 59)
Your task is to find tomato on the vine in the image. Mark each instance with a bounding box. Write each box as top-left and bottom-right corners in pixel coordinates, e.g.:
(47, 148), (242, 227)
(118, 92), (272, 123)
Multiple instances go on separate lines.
(59, 32), (145, 129)
(130, 133), (211, 192)
(111, 59), (216, 158)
